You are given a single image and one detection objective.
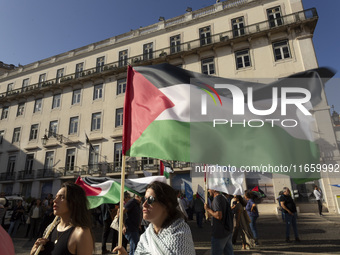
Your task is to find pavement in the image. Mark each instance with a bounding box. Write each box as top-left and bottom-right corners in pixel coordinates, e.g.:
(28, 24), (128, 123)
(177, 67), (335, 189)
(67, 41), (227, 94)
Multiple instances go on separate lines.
(9, 212), (340, 255)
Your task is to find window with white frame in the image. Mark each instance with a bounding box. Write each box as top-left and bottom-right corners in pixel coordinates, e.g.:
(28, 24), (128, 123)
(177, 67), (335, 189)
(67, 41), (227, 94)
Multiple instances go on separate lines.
(267, 6), (283, 28)
(201, 57), (215, 75)
(119, 50), (128, 67)
(22, 79), (29, 90)
(115, 108), (123, 127)
(12, 127), (21, 143)
(117, 79), (126, 95)
(199, 26), (211, 46)
(44, 151), (54, 170)
(34, 99), (42, 113)
(114, 143), (122, 169)
(52, 94), (61, 109)
(39, 73), (46, 86)
(143, 43), (153, 61)
(89, 145), (99, 168)
(29, 124), (39, 140)
(232, 17), (245, 37)
(75, 63), (84, 78)
(96, 56), (105, 72)
(17, 103), (25, 116)
(7, 83), (13, 92)
(0, 130), (4, 144)
(1, 107), (9, 120)
(56, 68), (64, 83)
(25, 154), (34, 174)
(69, 116), (79, 135)
(91, 112), (101, 131)
(93, 84), (103, 100)
(49, 120), (58, 137)
(7, 155), (16, 175)
(65, 149), (76, 171)
(170, 35), (181, 54)
(235, 49), (251, 69)
(72, 89), (81, 105)
(273, 40), (291, 61)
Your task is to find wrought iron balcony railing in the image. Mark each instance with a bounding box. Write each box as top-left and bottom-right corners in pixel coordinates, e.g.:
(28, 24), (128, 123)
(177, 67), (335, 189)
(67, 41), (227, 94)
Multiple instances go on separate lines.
(0, 172), (16, 181)
(17, 170), (35, 180)
(0, 8), (317, 102)
(36, 168), (62, 178)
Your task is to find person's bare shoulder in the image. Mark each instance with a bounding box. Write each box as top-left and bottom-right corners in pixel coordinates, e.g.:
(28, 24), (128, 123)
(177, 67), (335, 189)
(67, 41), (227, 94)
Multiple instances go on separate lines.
(69, 227), (93, 255)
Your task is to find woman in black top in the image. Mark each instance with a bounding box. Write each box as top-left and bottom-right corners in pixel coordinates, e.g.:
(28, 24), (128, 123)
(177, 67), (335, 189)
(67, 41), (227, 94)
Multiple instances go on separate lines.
(30, 182), (94, 255)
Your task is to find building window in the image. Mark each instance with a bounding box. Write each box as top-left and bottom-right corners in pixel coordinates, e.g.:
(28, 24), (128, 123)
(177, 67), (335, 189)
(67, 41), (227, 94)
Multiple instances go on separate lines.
(170, 35), (181, 54)
(0, 130), (4, 144)
(52, 94), (61, 109)
(273, 40), (291, 61)
(235, 49), (251, 69)
(38, 73), (46, 86)
(25, 154), (34, 174)
(72, 89), (81, 105)
(91, 112), (101, 131)
(89, 145), (99, 168)
(17, 103), (25, 116)
(56, 68), (64, 83)
(96, 56), (105, 72)
(34, 99), (42, 113)
(12, 127), (21, 143)
(232, 17), (245, 37)
(142, 157), (154, 169)
(69, 117), (79, 135)
(199, 26), (211, 46)
(44, 151), (54, 170)
(7, 83), (13, 92)
(65, 149), (76, 171)
(1, 107), (9, 120)
(143, 43), (153, 61)
(267, 6), (283, 28)
(29, 124), (39, 140)
(115, 108), (123, 127)
(22, 79), (29, 91)
(114, 143), (122, 169)
(93, 84), (103, 100)
(7, 156), (16, 175)
(49, 121), (58, 137)
(117, 79), (126, 95)
(75, 63), (84, 78)
(119, 50), (128, 67)
(201, 57), (215, 75)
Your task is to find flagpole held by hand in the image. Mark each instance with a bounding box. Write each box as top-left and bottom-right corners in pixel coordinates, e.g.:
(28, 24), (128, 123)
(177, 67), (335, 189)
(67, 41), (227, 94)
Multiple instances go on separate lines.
(118, 155), (126, 255)
(204, 166), (209, 220)
(34, 216), (59, 255)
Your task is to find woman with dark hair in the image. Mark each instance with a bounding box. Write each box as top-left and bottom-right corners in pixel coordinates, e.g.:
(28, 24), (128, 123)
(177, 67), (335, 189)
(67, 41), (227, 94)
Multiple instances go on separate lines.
(30, 181), (94, 255)
(113, 181), (195, 255)
(245, 191), (259, 245)
(231, 195), (255, 249)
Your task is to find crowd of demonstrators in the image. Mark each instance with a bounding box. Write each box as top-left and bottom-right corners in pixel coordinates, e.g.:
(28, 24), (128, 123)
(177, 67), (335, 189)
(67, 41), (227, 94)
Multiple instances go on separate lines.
(30, 181), (94, 255)
(313, 186), (323, 216)
(114, 181), (195, 255)
(28, 199), (43, 241)
(231, 195), (256, 250)
(7, 200), (25, 237)
(279, 187), (300, 243)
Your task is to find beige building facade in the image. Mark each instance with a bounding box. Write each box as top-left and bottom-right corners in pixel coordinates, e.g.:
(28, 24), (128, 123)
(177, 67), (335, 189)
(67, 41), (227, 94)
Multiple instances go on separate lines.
(0, 0), (339, 213)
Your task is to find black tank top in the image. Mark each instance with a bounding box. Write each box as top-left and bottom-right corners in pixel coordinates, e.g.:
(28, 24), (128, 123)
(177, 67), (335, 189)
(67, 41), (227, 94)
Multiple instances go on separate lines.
(40, 226), (75, 255)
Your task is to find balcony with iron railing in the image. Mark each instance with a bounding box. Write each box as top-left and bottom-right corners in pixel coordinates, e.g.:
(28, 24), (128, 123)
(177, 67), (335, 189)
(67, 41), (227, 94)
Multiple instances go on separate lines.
(36, 168), (63, 179)
(0, 172), (16, 181)
(58, 166), (86, 177)
(0, 8), (317, 103)
(17, 170), (35, 180)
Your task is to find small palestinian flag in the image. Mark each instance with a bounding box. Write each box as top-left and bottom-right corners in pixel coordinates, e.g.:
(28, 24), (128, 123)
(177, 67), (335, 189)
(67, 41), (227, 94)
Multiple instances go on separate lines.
(251, 186), (267, 204)
(160, 161), (173, 179)
(76, 175), (166, 209)
(122, 63), (334, 183)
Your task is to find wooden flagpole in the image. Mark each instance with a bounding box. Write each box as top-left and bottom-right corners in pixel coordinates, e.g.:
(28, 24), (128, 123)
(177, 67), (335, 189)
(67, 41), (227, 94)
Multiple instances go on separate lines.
(117, 154), (126, 253)
(204, 164), (209, 220)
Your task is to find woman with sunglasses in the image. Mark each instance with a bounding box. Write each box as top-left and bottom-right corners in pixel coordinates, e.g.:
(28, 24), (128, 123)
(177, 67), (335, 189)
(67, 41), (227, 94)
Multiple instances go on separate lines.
(113, 181), (195, 255)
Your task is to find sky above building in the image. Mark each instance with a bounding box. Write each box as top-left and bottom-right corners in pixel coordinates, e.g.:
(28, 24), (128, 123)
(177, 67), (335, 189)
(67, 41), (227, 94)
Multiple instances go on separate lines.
(0, 0), (339, 112)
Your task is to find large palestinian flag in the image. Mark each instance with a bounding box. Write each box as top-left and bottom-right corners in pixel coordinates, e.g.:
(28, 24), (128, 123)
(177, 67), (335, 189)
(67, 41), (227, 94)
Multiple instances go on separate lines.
(76, 176), (166, 209)
(123, 64), (334, 183)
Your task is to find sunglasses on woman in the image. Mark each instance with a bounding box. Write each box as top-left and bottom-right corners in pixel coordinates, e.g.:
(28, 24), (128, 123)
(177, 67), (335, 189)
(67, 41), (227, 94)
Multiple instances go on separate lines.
(142, 196), (157, 205)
